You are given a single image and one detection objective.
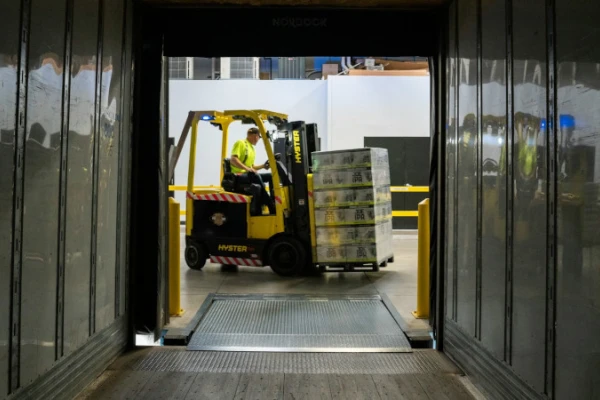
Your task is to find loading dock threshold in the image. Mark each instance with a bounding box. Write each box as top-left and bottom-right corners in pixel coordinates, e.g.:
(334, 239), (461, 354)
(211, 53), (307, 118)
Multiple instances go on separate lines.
(182, 294), (412, 353)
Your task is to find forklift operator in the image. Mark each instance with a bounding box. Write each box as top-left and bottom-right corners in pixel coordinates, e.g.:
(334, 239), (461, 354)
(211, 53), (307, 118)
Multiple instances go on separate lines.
(230, 127), (276, 212)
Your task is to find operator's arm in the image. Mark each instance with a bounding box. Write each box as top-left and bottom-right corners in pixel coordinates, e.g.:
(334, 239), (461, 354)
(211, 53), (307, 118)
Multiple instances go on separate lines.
(231, 155), (255, 173)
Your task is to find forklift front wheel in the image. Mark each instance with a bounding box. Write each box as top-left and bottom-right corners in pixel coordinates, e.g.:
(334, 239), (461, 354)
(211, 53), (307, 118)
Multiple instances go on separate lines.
(267, 236), (306, 277)
(185, 241), (207, 271)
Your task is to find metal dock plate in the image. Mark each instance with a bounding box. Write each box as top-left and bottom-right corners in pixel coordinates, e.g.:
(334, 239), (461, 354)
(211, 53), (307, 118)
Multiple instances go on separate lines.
(186, 294), (412, 353)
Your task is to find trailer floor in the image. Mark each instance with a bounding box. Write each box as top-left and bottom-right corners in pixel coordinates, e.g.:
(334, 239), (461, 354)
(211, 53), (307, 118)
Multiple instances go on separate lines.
(76, 347), (481, 399)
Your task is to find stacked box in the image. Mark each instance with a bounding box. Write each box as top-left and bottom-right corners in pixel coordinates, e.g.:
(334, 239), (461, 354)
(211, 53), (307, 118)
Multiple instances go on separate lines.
(312, 148), (390, 171)
(312, 185), (392, 208)
(313, 168), (390, 189)
(317, 223), (389, 245)
(312, 148), (394, 265)
(313, 203), (391, 226)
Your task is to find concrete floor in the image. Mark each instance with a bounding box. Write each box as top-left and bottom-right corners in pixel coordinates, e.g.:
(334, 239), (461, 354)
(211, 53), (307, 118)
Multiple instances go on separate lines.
(167, 229), (430, 337)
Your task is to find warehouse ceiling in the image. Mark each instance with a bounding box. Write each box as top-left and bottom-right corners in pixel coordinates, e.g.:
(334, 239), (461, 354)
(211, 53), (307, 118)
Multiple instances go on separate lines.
(142, 0), (446, 8)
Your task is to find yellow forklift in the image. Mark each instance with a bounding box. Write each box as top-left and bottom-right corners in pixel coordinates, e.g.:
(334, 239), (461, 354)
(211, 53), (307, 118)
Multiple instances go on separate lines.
(182, 109), (320, 276)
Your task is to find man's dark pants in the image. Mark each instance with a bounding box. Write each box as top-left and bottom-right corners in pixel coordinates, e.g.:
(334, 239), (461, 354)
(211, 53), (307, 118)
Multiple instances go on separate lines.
(237, 172), (275, 210)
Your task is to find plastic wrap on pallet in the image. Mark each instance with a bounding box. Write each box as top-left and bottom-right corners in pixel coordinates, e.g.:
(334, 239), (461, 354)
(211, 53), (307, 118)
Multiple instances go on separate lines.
(315, 220), (394, 263)
(316, 226), (357, 245)
(314, 203), (391, 227)
(311, 147), (393, 266)
(345, 244), (378, 263)
(313, 186), (392, 208)
(317, 224), (386, 245)
(313, 168), (390, 189)
(316, 245), (347, 263)
(312, 148), (390, 171)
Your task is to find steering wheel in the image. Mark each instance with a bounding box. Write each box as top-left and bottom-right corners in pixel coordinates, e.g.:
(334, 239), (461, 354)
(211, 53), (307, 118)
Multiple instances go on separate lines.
(264, 153), (282, 170)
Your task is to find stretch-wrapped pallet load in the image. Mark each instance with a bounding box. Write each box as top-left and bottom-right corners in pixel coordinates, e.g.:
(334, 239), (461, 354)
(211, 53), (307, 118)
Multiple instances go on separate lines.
(311, 148), (394, 268)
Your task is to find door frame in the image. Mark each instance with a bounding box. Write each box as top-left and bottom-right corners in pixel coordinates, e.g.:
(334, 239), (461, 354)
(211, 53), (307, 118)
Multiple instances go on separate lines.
(128, 2), (448, 345)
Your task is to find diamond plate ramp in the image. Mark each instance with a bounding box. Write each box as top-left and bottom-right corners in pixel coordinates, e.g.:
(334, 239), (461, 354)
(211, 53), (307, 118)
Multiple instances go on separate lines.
(187, 295), (412, 352)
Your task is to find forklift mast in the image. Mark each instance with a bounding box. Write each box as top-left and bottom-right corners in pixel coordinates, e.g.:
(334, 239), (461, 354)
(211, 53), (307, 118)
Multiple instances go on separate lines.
(305, 123), (321, 166)
(279, 121), (318, 248)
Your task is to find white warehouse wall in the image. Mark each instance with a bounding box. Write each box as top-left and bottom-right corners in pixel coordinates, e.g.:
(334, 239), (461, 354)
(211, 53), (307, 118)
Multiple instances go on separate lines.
(327, 76), (430, 150)
(169, 79), (328, 206)
(169, 76), (431, 211)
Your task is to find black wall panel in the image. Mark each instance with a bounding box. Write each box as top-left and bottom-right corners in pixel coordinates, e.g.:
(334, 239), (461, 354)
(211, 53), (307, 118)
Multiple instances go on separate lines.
(0, 2), (21, 396)
(364, 136), (430, 230)
(0, 0), (132, 396)
(444, 0), (600, 398)
(95, 0), (124, 333)
(20, 0), (67, 385)
(118, 0), (133, 318)
(511, 0), (548, 391)
(446, 1), (457, 322)
(455, 0), (478, 336)
(555, 0), (600, 398)
(480, 0), (508, 362)
(64, 0), (99, 356)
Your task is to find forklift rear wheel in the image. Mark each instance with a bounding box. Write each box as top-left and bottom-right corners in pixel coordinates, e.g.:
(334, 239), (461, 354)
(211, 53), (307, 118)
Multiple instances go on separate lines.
(185, 241), (207, 271)
(267, 236), (306, 277)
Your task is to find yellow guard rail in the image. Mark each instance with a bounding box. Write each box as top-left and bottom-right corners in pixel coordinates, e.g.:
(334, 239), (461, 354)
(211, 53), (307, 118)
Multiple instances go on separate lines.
(413, 198), (430, 319)
(168, 198), (183, 317)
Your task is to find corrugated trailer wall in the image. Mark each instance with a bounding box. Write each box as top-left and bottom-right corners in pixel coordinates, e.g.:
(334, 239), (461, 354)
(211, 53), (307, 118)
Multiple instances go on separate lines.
(0, 0), (133, 398)
(443, 0), (600, 398)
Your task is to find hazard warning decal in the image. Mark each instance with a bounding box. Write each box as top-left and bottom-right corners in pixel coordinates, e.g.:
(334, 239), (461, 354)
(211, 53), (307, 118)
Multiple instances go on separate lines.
(210, 256), (263, 266)
(187, 191), (249, 203)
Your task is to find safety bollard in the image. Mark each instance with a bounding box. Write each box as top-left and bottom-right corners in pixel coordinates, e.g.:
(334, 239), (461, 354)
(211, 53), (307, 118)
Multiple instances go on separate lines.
(413, 198), (430, 319)
(169, 197), (184, 317)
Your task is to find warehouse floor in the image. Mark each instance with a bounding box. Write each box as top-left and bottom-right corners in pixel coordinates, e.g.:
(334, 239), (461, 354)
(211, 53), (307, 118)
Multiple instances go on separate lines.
(166, 229), (430, 338)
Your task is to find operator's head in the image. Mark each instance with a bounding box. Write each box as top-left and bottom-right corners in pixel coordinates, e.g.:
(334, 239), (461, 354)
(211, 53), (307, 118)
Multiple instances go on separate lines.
(247, 127), (261, 145)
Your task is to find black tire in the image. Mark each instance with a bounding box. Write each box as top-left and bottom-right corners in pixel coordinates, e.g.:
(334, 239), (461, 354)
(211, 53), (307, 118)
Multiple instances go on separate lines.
(267, 236), (307, 277)
(372, 263), (380, 272)
(379, 260), (388, 268)
(387, 256), (395, 263)
(185, 241), (207, 271)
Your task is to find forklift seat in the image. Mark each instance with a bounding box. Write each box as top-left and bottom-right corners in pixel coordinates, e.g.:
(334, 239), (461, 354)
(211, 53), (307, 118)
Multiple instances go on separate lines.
(222, 158), (249, 193)
(223, 158), (232, 174)
(221, 158), (262, 215)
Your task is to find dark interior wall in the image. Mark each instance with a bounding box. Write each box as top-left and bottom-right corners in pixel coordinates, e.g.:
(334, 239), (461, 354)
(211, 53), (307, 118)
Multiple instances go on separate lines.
(364, 137), (430, 229)
(1, 0), (133, 398)
(455, 0), (478, 337)
(479, 0), (507, 363)
(19, 0), (67, 384)
(443, 0), (600, 399)
(554, 0), (600, 398)
(0, 2), (21, 398)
